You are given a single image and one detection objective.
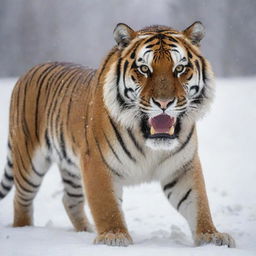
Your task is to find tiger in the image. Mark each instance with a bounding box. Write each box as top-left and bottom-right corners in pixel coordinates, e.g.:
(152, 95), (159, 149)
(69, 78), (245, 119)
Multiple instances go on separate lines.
(0, 22), (235, 247)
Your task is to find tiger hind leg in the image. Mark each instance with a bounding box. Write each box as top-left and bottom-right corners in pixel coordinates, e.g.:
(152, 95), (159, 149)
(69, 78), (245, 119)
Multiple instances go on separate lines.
(59, 167), (92, 232)
(13, 148), (51, 227)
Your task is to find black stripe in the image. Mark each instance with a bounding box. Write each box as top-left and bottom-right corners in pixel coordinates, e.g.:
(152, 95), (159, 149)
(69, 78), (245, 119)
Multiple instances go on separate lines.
(17, 193), (34, 203)
(4, 170), (13, 181)
(199, 56), (207, 83)
(63, 178), (82, 189)
(55, 70), (80, 136)
(45, 68), (72, 161)
(173, 126), (195, 155)
(123, 60), (129, 84)
(188, 50), (193, 59)
(22, 137), (45, 178)
(16, 197), (33, 207)
(48, 67), (73, 129)
(146, 41), (160, 49)
(144, 35), (158, 44)
(8, 140), (12, 151)
(35, 64), (58, 142)
(187, 73), (193, 81)
(31, 161), (44, 178)
(108, 117), (136, 162)
(131, 60), (138, 69)
(195, 60), (201, 84)
(163, 179), (177, 191)
(1, 181), (12, 191)
(60, 126), (68, 159)
(19, 169), (40, 189)
(94, 136), (123, 178)
(84, 105), (90, 151)
(171, 49), (179, 54)
(97, 49), (117, 84)
(124, 88), (135, 102)
(45, 129), (51, 150)
(60, 126), (76, 166)
(0, 191), (5, 198)
(116, 58), (122, 85)
(16, 147), (42, 187)
(131, 75), (136, 83)
(177, 189), (192, 210)
(7, 158), (13, 168)
(14, 182), (33, 200)
(22, 66), (42, 141)
(64, 170), (80, 179)
(44, 65), (69, 109)
(166, 35), (178, 43)
(103, 132), (122, 164)
(44, 62), (59, 93)
(192, 87), (207, 105)
(46, 156), (51, 163)
(130, 51), (136, 59)
(167, 191), (172, 199)
(127, 129), (144, 156)
(68, 200), (84, 209)
(168, 44), (177, 48)
(142, 50), (153, 57)
(190, 85), (199, 95)
(182, 160), (194, 173)
(116, 58), (129, 109)
(66, 70), (88, 123)
(51, 68), (78, 140)
(66, 74), (82, 119)
(122, 60), (134, 101)
(15, 81), (21, 124)
(66, 191), (84, 198)
(129, 41), (141, 59)
(15, 176), (35, 194)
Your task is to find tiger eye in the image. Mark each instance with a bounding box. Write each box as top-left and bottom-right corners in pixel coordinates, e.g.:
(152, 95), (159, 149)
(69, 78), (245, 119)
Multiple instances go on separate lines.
(175, 64), (184, 73)
(140, 65), (149, 73)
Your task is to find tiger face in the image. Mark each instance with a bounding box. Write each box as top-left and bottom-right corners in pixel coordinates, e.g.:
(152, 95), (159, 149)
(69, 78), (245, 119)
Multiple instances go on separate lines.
(104, 22), (214, 151)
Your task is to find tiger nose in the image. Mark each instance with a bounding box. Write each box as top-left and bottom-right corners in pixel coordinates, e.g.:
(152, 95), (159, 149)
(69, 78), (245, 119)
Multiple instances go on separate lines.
(152, 98), (175, 110)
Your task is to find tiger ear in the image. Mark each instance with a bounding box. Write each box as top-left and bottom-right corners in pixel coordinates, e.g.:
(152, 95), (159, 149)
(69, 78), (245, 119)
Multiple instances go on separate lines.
(183, 21), (205, 46)
(114, 23), (136, 49)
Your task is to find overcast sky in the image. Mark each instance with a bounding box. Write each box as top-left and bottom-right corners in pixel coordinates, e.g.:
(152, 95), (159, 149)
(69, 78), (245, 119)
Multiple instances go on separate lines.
(0, 0), (255, 77)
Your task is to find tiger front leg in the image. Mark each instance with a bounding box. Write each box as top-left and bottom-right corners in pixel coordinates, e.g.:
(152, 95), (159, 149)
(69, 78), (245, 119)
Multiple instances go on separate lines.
(81, 154), (132, 246)
(161, 153), (235, 248)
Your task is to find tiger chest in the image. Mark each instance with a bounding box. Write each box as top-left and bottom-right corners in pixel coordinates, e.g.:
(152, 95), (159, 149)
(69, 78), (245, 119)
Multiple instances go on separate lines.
(104, 137), (196, 186)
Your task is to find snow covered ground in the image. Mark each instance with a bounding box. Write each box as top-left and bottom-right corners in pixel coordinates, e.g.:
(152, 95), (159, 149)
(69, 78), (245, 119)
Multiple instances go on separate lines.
(0, 77), (255, 256)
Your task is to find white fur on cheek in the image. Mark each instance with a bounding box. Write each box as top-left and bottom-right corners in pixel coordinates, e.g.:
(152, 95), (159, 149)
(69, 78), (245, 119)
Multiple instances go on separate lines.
(186, 61), (215, 122)
(103, 63), (140, 129)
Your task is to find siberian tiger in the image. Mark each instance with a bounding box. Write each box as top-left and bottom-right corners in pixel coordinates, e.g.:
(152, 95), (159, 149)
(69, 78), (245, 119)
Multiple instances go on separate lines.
(0, 22), (235, 247)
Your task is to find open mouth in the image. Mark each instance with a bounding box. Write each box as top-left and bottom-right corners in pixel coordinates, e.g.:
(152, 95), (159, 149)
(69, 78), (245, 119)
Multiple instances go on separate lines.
(148, 114), (177, 139)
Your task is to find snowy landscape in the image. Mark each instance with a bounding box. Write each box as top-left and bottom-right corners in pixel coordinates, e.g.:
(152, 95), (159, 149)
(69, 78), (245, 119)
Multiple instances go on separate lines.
(0, 77), (256, 256)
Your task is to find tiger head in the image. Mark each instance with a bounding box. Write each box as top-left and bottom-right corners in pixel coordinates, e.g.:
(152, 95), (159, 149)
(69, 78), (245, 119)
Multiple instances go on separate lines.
(103, 22), (214, 151)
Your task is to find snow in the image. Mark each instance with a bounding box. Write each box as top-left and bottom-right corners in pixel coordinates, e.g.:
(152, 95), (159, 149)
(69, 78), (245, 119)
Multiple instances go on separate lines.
(0, 77), (256, 256)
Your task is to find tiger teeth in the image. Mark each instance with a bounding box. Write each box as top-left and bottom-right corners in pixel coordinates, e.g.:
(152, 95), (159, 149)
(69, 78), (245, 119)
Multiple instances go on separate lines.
(150, 126), (155, 135)
(169, 126), (175, 135)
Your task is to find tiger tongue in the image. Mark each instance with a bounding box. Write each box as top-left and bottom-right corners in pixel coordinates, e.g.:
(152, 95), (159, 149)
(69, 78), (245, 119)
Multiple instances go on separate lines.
(150, 114), (174, 133)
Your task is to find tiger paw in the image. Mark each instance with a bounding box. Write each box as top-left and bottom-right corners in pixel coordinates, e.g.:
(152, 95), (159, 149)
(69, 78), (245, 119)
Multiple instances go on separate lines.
(195, 232), (236, 248)
(94, 230), (133, 246)
(75, 223), (94, 233)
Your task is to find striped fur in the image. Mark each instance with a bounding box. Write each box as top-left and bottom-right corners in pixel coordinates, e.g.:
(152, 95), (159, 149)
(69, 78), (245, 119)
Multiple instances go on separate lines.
(0, 22), (235, 247)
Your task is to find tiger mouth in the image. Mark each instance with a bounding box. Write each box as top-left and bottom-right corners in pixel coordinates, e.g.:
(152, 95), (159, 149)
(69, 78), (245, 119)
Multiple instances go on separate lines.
(148, 114), (177, 139)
